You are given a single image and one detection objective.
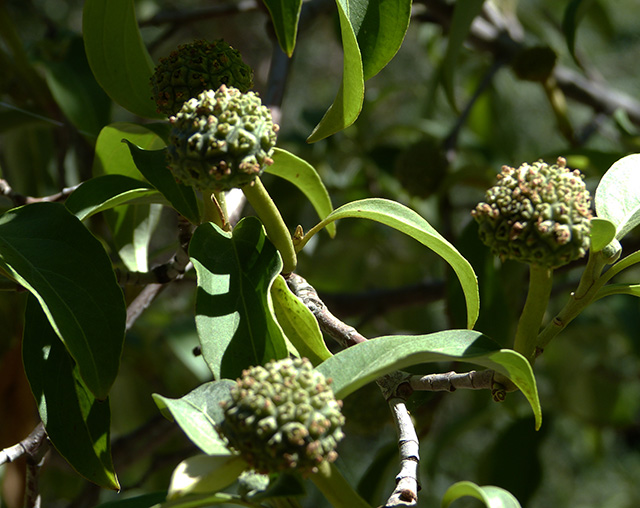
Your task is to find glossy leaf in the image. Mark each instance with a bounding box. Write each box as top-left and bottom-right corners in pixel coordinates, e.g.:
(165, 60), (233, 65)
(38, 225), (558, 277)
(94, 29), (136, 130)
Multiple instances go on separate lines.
(83, 0), (162, 119)
(93, 122), (166, 178)
(349, 0), (412, 81)
(441, 481), (522, 508)
(317, 330), (541, 429)
(299, 198), (479, 328)
(595, 153), (640, 240)
(65, 174), (163, 221)
(262, 0), (302, 57)
(265, 148), (335, 237)
(94, 493), (168, 508)
(125, 143), (201, 224)
(167, 452), (247, 499)
(307, 0), (364, 142)
(23, 297), (119, 489)
(440, 0), (485, 110)
(590, 217), (617, 252)
(189, 217), (289, 380)
(153, 380), (235, 455)
(0, 202), (125, 399)
(159, 492), (243, 508)
(270, 275), (332, 365)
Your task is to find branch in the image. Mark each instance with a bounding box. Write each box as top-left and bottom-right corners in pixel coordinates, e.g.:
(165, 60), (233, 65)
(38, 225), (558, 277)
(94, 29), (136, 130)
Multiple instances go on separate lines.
(285, 273), (367, 348)
(409, 369), (494, 392)
(383, 398), (420, 508)
(0, 422), (47, 467)
(0, 178), (79, 208)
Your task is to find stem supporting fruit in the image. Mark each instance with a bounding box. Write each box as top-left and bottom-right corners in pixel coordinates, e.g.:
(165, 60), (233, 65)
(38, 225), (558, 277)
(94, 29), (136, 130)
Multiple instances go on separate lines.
(242, 177), (297, 274)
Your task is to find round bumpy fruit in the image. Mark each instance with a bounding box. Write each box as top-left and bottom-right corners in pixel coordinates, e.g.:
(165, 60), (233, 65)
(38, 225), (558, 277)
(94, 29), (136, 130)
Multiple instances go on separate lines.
(218, 357), (345, 476)
(471, 157), (592, 268)
(166, 85), (278, 192)
(151, 39), (253, 116)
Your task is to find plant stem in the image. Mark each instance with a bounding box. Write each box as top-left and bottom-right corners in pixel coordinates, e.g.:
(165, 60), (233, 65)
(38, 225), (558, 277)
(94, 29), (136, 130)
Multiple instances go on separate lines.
(310, 462), (371, 508)
(513, 264), (554, 364)
(201, 191), (229, 231)
(242, 177), (297, 274)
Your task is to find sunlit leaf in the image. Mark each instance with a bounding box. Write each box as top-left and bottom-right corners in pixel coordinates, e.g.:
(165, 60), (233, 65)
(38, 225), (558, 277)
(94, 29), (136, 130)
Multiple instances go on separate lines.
(595, 153), (640, 240)
(590, 217), (617, 252)
(265, 148), (335, 237)
(153, 381), (235, 455)
(307, 0), (364, 142)
(83, 0), (162, 119)
(262, 0), (302, 57)
(124, 142), (200, 224)
(167, 453), (247, 499)
(23, 297), (119, 489)
(94, 493), (168, 508)
(299, 198), (479, 328)
(317, 330), (541, 429)
(93, 122), (166, 179)
(270, 275), (332, 365)
(0, 203), (125, 398)
(441, 480), (522, 508)
(189, 217), (289, 380)
(65, 174), (163, 221)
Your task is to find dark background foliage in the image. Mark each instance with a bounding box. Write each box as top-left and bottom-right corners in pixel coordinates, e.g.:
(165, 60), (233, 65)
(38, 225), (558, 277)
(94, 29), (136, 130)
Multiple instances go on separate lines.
(1, 0), (640, 507)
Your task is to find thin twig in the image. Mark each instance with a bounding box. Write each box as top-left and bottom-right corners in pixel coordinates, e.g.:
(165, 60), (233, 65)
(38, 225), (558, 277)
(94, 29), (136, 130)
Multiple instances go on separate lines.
(0, 178), (79, 208)
(383, 398), (420, 508)
(409, 369), (494, 392)
(0, 422), (47, 467)
(285, 273), (367, 348)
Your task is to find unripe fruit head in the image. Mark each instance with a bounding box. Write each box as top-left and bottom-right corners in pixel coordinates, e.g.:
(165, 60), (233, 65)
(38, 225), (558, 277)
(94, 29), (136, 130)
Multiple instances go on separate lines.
(471, 157), (592, 268)
(151, 39), (253, 116)
(166, 85), (278, 192)
(218, 357), (345, 476)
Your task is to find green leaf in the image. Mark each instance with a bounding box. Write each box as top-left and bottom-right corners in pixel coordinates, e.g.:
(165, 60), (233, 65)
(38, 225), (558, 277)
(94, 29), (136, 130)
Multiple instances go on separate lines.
(124, 143), (201, 224)
(299, 198), (479, 328)
(65, 174), (163, 221)
(153, 381), (236, 455)
(159, 492), (244, 508)
(93, 122), (166, 178)
(83, 0), (163, 119)
(40, 35), (111, 136)
(317, 330), (541, 430)
(440, 0), (485, 111)
(189, 217), (289, 380)
(23, 297), (119, 490)
(307, 0), (364, 142)
(94, 493), (168, 508)
(594, 283), (640, 301)
(265, 148), (335, 237)
(562, 0), (596, 61)
(262, 0), (302, 57)
(590, 217), (617, 252)
(441, 481), (522, 508)
(595, 153), (640, 240)
(270, 275), (332, 365)
(0, 202), (125, 399)
(167, 453), (248, 499)
(348, 0), (412, 81)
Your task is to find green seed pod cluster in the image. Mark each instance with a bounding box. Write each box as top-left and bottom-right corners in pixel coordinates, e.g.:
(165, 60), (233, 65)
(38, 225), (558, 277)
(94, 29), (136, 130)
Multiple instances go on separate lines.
(218, 357), (345, 475)
(471, 157), (592, 268)
(151, 39), (253, 116)
(166, 85), (278, 192)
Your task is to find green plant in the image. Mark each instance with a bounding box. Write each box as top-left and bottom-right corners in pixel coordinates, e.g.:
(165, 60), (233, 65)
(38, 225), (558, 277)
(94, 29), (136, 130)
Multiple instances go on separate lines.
(2, 1), (640, 508)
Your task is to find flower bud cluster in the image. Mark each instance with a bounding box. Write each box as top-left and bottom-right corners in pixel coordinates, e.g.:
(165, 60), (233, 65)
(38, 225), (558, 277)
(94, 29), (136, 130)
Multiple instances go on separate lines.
(471, 157), (592, 268)
(151, 39), (253, 116)
(166, 85), (278, 191)
(219, 357), (345, 475)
